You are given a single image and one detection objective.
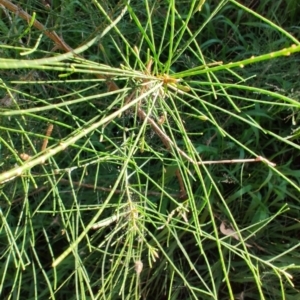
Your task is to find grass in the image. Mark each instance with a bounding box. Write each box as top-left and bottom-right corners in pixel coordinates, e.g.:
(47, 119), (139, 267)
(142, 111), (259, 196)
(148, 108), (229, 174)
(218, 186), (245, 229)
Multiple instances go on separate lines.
(0, 0), (300, 299)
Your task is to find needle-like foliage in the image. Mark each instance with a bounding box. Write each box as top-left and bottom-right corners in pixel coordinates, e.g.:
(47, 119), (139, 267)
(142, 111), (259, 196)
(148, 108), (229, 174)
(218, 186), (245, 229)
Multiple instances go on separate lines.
(0, 0), (300, 299)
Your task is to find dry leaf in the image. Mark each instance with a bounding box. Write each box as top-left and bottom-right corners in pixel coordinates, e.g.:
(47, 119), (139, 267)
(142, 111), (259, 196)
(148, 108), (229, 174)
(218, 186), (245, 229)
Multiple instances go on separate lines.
(220, 221), (252, 248)
(220, 221), (239, 240)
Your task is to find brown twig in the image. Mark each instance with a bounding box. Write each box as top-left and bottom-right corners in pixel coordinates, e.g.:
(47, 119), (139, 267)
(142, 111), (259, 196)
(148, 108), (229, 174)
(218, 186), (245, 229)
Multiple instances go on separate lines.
(137, 104), (276, 167)
(0, 0), (72, 52)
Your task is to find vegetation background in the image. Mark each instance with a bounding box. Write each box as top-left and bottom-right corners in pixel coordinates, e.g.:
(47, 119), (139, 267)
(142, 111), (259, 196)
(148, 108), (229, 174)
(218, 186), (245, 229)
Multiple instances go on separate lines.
(0, 0), (300, 299)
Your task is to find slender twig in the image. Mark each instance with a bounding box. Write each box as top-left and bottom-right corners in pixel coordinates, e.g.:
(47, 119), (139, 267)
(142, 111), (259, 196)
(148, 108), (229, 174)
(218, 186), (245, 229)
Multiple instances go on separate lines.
(137, 104), (276, 167)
